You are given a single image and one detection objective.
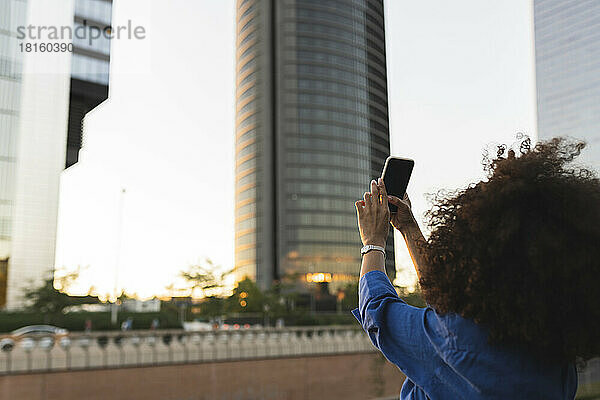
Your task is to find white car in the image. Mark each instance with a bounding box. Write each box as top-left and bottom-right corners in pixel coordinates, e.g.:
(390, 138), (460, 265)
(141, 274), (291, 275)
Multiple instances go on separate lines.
(3, 325), (70, 351)
(182, 321), (213, 331)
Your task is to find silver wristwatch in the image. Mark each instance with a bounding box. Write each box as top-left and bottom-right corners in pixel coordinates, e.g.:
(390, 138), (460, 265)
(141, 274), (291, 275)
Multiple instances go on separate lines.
(360, 244), (385, 257)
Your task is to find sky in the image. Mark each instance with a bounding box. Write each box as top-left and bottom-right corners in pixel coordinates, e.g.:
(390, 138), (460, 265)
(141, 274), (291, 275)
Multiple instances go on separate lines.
(54, 0), (537, 298)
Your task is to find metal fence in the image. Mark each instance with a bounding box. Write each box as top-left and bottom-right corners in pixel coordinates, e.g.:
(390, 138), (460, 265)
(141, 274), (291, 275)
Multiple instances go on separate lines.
(0, 325), (375, 374)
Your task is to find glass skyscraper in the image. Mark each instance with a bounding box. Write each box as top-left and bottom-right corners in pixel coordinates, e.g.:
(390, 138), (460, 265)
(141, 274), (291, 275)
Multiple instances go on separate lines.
(0, 0), (112, 308)
(534, 0), (600, 170)
(0, 0), (28, 307)
(235, 0), (394, 293)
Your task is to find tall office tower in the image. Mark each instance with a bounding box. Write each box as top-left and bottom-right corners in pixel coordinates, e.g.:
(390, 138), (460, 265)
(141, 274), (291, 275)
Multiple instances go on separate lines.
(1, 0), (74, 309)
(234, 0), (394, 294)
(0, 0), (28, 307)
(534, 0), (600, 170)
(66, 0), (112, 168)
(1, 0), (111, 308)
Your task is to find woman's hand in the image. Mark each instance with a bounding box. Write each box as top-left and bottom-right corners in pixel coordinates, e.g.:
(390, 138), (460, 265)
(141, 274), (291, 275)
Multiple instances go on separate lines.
(355, 178), (390, 247)
(388, 193), (416, 233)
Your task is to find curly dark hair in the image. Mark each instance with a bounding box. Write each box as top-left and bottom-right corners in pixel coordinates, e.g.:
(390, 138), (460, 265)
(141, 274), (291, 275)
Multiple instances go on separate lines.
(419, 136), (600, 364)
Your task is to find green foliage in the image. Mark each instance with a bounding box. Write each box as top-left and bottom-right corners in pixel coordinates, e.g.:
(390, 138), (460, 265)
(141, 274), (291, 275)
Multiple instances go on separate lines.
(176, 261), (426, 326)
(0, 310), (182, 333)
(396, 286), (427, 308)
(197, 296), (225, 318)
(179, 259), (231, 297)
(340, 282), (359, 311)
(22, 270), (100, 315)
(225, 277), (264, 313)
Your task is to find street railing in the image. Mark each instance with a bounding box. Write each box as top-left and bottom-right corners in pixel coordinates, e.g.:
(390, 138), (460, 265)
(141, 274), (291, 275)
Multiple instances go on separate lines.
(0, 325), (375, 374)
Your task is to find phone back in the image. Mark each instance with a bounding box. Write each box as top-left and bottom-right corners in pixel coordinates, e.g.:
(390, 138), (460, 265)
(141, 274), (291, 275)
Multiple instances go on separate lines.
(382, 157), (414, 212)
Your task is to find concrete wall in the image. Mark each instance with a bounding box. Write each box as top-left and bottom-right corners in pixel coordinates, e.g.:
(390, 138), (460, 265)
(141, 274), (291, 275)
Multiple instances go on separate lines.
(0, 352), (405, 400)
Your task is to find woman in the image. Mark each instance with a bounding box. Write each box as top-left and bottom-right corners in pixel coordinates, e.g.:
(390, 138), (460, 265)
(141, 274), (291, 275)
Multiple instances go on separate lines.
(352, 138), (599, 399)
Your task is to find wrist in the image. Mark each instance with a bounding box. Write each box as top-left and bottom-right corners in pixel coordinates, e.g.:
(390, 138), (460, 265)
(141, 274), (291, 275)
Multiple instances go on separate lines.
(363, 239), (386, 247)
(396, 214), (417, 234)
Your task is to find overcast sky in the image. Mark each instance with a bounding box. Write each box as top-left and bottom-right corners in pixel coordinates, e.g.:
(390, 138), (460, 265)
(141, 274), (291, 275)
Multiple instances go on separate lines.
(54, 0), (537, 298)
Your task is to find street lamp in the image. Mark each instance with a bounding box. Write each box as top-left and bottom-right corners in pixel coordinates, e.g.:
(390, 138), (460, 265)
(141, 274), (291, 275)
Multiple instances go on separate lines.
(111, 188), (126, 326)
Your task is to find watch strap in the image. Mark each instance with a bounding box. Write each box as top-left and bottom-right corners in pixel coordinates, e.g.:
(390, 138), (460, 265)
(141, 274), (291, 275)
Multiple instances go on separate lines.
(361, 244), (385, 256)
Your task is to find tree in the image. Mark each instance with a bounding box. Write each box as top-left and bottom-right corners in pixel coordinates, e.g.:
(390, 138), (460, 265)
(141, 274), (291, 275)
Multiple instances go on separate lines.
(395, 285), (426, 308)
(179, 259), (232, 298)
(22, 269), (100, 317)
(263, 271), (304, 318)
(340, 281), (359, 311)
(198, 296), (225, 319)
(225, 277), (264, 313)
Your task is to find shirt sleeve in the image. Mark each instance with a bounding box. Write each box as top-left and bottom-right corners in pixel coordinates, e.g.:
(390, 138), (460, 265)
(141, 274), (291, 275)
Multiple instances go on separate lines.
(351, 270), (446, 387)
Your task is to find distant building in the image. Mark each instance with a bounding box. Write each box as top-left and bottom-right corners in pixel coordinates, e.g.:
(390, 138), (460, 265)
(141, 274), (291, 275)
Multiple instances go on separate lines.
(534, 0), (600, 386)
(122, 298), (161, 313)
(533, 0), (600, 170)
(234, 0), (395, 294)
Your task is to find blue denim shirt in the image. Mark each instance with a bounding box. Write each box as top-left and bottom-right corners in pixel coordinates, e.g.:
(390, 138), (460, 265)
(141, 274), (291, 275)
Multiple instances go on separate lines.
(351, 270), (577, 400)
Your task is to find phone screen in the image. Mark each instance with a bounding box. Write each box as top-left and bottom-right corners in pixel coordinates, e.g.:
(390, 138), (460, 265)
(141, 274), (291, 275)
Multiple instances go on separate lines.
(381, 157), (414, 212)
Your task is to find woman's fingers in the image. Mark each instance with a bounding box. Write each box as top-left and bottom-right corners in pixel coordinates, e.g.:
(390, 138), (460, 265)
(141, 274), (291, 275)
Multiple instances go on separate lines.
(388, 195), (400, 205)
(370, 179), (379, 198)
(403, 193), (411, 208)
(377, 177), (388, 207)
(363, 191), (371, 205)
(355, 199), (365, 214)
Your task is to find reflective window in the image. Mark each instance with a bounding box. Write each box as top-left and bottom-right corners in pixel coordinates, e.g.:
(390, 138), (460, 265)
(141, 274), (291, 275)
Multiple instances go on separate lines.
(238, 114), (256, 129)
(237, 128), (257, 143)
(236, 158), (257, 175)
(237, 186), (257, 202)
(73, 21), (111, 55)
(236, 217), (257, 232)
(239, 16), (255, 35)
(236, 202), (257, 218)
(239, 57), (256, 74)
(235, 247), (256, 262)
(238, 5), (255, 22)
(239, 31), (256, 47)
(296, 64), (368, 87)
(238, 0), (253, 10)
(71, 53), (110, 85)
(297, 79), (375, 101)
(286, 151), (369, 171)
(239, 71), (256, 88)
(237, 86), (256, 104)
(74, 0), (112, 25)
(297, 50), (366, 72)
(237, 141), (257, 158)
(238, 46), (255, 62)
(297, 92), (369, 114)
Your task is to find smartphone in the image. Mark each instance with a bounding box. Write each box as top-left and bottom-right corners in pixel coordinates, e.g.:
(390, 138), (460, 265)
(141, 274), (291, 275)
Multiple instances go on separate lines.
(381, 157), (414, 213)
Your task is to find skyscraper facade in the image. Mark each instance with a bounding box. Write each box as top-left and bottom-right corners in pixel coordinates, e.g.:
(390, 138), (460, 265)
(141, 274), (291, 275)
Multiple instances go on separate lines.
(1, 0), (74, 309)
(534, 0), (600, 170)
(234, 0), (394, 293)
(1, 0), (112, 308)
(0, 0), (28, 307)
(66, 0), (112, 168)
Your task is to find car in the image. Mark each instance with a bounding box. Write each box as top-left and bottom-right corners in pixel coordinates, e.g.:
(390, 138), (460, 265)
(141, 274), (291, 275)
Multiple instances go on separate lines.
(182, 320), (213, 332)
(7, 325), (69, 350)
(11, 325), (69, 337)
(0, 338), (14, 352)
